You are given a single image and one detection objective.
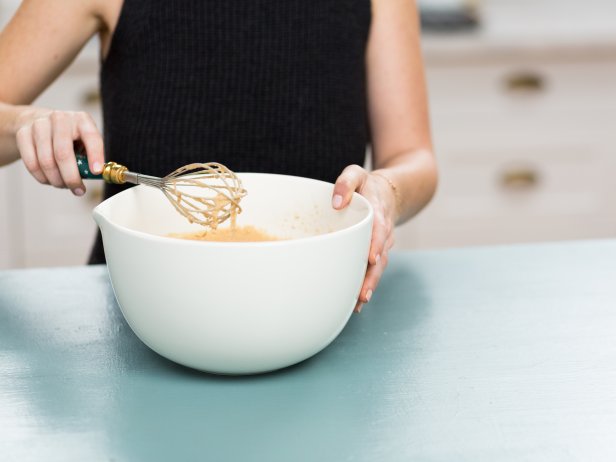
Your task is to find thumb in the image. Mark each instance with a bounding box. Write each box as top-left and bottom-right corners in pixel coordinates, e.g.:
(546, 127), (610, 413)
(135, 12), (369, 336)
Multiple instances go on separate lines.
(332, 165), (368, 210)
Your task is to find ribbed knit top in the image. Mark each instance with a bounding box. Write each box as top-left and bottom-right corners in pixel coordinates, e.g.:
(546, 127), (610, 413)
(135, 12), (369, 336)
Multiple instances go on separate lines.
(90, 0), (372, 264)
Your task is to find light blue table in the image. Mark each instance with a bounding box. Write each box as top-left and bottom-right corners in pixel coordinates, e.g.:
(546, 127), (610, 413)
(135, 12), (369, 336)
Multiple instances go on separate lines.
(1, 240), (615, 461)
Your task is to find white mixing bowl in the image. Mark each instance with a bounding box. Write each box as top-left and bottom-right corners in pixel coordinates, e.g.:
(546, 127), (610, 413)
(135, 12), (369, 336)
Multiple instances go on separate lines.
(93, 173), (373, 374)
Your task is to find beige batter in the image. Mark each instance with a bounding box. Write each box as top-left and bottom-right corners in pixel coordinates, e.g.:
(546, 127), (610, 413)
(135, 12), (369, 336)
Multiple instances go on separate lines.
(168, 225), (280, 242)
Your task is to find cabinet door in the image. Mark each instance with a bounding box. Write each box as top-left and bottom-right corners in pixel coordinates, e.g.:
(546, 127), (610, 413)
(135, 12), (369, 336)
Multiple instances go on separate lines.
(0, 1), (20, 268)
(396, 130), (616, 249)
(0, 167), (13, 268)
(0, 162), (25, 269)
(393, 56), (616, 250)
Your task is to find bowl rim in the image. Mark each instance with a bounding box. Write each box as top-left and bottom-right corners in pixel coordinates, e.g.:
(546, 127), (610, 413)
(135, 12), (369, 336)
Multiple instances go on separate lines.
(93, 172), (374, 247)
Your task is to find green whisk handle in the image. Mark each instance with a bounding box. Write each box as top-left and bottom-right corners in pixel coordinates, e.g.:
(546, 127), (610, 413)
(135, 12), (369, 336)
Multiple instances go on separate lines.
(74, 143), (103, 180)
(76, 153), (103, 179)
(74, 142), (128, 184)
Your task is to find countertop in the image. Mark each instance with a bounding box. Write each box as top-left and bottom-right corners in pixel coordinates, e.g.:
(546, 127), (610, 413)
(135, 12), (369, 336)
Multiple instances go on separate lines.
(1, 240), (616, 461)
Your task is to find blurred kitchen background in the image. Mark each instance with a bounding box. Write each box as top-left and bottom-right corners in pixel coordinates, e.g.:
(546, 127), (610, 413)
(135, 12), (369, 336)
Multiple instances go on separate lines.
(1, 0), (615, 269)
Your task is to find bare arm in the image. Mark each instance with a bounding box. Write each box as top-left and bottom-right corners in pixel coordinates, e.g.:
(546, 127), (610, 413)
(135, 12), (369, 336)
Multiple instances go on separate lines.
(332, 0), (437, 311)
(366, 0), (437, 223)
(0, 0), (117, 193)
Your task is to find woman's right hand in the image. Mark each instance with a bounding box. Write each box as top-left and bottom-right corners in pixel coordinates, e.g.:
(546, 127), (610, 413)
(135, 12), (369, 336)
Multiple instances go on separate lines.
(14, 108), (104, 196)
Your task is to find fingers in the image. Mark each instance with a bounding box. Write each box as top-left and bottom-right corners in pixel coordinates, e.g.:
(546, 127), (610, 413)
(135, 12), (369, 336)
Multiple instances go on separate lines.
(15, 110), (104, 195)
(51, 111), (85, 195)
(354, 235), (394, 314)
(332, 164), (368, 210)
(76, 112), (104, 174)
(368, 210), (390, 265)
(16, 125), (47, 184)
(354, 252), (388, 313)
(33, 117), (64, 188)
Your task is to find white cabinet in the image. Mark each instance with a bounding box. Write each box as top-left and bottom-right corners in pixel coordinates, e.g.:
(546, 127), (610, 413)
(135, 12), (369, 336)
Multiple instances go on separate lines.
(395, 51), (616, 249)
(0, 166), (15, 267)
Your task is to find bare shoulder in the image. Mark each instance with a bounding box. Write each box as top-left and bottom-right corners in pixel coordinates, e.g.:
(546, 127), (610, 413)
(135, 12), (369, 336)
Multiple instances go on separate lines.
(370, 0), (418, 25)
(91, 0), (124, 34)
(371, 0), (417, 12)
(0, 0), (120, 104)
(11, 0), (104, 26)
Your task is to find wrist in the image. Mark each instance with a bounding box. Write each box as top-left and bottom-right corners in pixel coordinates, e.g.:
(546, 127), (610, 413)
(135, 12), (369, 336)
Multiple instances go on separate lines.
(371, 170), (401, 222)
(12, 105), (38, 134)
(0, 103), (47, 166)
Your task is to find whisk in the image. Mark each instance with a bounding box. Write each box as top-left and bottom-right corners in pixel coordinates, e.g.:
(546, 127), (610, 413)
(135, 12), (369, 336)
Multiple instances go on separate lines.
(76, 149), (247, 228)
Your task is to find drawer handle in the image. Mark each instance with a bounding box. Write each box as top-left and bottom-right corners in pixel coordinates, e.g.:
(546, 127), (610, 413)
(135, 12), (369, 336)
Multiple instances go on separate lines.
(505, 72), (545, 93)
(500, 168), (540, 190)
(81, 88), (101, 106)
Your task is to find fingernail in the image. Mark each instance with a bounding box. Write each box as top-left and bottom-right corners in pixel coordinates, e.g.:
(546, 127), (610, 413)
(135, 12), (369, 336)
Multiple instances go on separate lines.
(375, 254), (381, 265)
(356, 303), (363, 313)
(74, 188), (85, 196)
(365, 289), (373, 303)
(332, 194), (343, 209)
(93, 162), (102, 174)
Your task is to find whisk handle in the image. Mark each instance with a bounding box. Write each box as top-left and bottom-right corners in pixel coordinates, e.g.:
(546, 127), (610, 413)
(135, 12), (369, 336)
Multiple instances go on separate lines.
(74, 143), (103, 180)
(76, 153), (103, 179)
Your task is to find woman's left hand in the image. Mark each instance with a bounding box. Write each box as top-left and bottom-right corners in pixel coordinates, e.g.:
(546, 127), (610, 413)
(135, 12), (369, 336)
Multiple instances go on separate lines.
(332, 164), (398, 313)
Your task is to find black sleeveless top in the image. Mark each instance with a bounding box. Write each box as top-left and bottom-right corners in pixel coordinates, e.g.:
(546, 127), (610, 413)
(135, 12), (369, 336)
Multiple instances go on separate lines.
(90, 0), (372, 264)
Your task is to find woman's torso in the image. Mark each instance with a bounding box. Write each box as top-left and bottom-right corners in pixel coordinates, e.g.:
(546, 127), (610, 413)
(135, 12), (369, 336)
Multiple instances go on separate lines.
(90, 0), (372, 263)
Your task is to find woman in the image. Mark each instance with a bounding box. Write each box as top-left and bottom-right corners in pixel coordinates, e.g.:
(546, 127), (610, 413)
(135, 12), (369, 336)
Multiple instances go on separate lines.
(0, 0), (437, 312)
